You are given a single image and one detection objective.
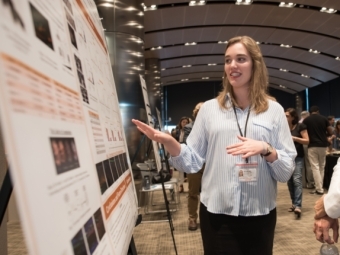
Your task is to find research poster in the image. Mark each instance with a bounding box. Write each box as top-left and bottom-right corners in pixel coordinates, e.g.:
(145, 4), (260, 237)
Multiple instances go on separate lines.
(139, 75), (162, 171)
(0, 0), (138, 255)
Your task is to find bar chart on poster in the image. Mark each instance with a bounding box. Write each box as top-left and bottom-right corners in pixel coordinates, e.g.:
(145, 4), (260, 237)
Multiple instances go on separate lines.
(0, 0), (138, 255)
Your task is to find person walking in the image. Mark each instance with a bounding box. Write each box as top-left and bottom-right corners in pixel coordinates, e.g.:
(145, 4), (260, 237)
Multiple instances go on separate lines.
(285, 108), (309, 218)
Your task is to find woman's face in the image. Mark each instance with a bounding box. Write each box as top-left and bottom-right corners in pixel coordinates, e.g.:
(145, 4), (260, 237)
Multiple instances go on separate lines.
(181, 119), (188, 128)
(285, 112), (293, 124)
(224, 42), (253, 90)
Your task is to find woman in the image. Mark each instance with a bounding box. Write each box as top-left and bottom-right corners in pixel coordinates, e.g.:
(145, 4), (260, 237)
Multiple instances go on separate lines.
(132, 36), (296, 255)
(171, 116), (190, 192)
(285, 108), (309, 218)
(332, 120), (340, 150)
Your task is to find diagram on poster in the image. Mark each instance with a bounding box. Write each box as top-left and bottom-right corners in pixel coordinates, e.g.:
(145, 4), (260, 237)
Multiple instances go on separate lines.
(0, 0), (138, 255)
(139, 75), (162, 172)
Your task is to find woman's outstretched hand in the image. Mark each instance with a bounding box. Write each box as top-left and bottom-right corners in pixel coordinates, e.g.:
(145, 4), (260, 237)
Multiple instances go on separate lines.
(132, 119), (181, 156)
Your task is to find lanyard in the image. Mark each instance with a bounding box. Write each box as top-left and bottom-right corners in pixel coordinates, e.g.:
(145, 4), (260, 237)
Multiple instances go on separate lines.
(233, 104), (251, 163)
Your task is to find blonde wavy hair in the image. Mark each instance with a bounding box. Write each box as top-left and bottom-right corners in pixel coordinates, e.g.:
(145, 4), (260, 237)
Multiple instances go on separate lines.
(217, 36), (275, 114)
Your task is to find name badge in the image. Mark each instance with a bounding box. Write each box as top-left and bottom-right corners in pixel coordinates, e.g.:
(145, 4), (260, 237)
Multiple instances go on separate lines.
(236, 162), (258, 182)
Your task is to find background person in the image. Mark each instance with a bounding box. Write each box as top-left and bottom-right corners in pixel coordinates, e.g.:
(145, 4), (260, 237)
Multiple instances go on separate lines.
(285, 108), (309, 218)
(171, 116), (190, 192)
(183, 102), (205, 231)
(132, 35), (296, 255)
(303, 106), (333, 195)
(313, 157), (340, 244)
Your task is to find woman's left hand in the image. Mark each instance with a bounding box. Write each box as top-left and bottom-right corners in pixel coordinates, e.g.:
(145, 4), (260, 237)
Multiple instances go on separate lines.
(226, 135), (264, 159)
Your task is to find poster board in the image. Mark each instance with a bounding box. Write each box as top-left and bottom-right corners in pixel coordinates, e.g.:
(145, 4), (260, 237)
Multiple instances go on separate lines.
(139, 75), (162, 171)
(0, 0), (138, 254)
(156, 107), (163, 131)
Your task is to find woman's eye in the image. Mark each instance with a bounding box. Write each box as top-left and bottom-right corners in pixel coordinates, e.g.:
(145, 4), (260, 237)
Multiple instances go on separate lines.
(237, 57), (246, 62)
(225, 59), (231, 64)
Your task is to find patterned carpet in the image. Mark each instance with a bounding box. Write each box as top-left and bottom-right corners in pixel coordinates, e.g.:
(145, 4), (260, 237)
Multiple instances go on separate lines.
(7, 176), (340, 255)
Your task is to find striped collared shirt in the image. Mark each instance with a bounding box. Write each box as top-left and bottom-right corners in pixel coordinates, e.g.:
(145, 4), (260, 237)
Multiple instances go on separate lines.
(169, 96), (296, 216)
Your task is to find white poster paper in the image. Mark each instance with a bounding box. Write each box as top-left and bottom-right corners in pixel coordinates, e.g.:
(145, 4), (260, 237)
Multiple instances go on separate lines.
(139, 75), (162, 171)
(0, 0), (138, 254)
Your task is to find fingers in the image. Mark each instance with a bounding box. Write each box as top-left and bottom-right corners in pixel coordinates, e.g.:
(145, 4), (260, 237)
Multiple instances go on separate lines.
(333, 221), (339, 243)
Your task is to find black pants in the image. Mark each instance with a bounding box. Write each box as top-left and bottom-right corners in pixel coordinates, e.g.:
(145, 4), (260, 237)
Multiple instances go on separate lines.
(200, 203), (276, 255)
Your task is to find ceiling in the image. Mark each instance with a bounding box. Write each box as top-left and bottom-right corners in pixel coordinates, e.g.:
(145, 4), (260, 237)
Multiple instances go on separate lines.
(142, 0), (340, 94)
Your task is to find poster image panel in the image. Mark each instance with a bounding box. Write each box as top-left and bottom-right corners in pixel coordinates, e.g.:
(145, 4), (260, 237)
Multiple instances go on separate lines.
(29, 2), (54, 50)
(50, 137), (80, 174)
(71, 229), (87, 255)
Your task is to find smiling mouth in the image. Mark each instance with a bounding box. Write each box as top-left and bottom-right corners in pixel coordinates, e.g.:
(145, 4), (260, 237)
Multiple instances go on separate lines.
(230, 73), (241, 77)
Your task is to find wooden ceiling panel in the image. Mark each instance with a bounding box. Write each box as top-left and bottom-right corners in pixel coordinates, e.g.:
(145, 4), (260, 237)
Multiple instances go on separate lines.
(183, 6), (207, 26)
(204, 5), (232, 25)
(143, 0), (339, 92)
(268, 69), (320, 87)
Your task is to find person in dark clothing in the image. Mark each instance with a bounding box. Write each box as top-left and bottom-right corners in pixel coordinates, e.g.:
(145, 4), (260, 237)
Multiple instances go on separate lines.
(285, 108), (309, 218)
(303, 106), (333, 195)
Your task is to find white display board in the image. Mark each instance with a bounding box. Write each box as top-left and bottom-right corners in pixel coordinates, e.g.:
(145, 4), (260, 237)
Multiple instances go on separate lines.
(0, 0), (138, 254)
(139, 75), (162, 171)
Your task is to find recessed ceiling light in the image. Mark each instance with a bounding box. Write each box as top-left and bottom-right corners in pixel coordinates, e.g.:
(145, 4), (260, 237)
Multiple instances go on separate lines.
(336, 57), (340, 61)
(301, 74), (310, 78)
(218, 41), (228, 44)
(185, 42), (197, 46)
(181, 79), (188, 81)
(189, 0), (206, 6)
(183, 65), (192, 68)
(279, 2), (296, 8)
(161, 68), (166, 71)
(309, 49), (320, 54)
(280, 44), (292, 48)
(144, 5), (157, 11)
(279, 68), (288, 72)
(235, 0), (253, 5)
(202, 77), (209, 79)
(320, 7), (337, 14)
(279, 85), (286, 88)
(208, 63), (217, 66)
(256, 41), (261, 44)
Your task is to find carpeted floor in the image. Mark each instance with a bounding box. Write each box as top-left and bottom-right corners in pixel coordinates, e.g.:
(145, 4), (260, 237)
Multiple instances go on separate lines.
(7, 173), (339, 255)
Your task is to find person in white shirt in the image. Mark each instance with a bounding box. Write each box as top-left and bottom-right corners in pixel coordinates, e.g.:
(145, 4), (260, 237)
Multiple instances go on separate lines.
(132, 36), (296, 255)
(313, 157), (340, 244)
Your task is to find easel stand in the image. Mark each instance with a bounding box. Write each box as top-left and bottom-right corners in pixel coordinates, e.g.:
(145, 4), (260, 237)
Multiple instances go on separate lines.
(0, 168), (12, 227)
(158, 143), (178, 255)
(151, 116), (178, 255)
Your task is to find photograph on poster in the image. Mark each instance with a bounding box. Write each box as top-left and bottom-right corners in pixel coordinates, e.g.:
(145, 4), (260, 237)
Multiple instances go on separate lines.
(84, 217), (99, 254)
(93, 208), (106, 241)
(71, 229), (87, 255)
(103, 159), (114, 186)
(74, 54), (83, 73)
(80, 87), (89, 104)
(96, 162), (108, 194)
(30, 3), (54, 50)
(68, 23), (77, 49)
(119, 154), (127, 173)
(123, 152), (129, 170)
(109, 158), (119, 181)
(77, 70), (86, 88)
(115, 155), (124, 175)
(65, 7), (76, 30)
(2, 0), (25, 29)
(63, 0), (73, 14)
(113, 155), (122, 176)
(50, 137), (80, 175)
